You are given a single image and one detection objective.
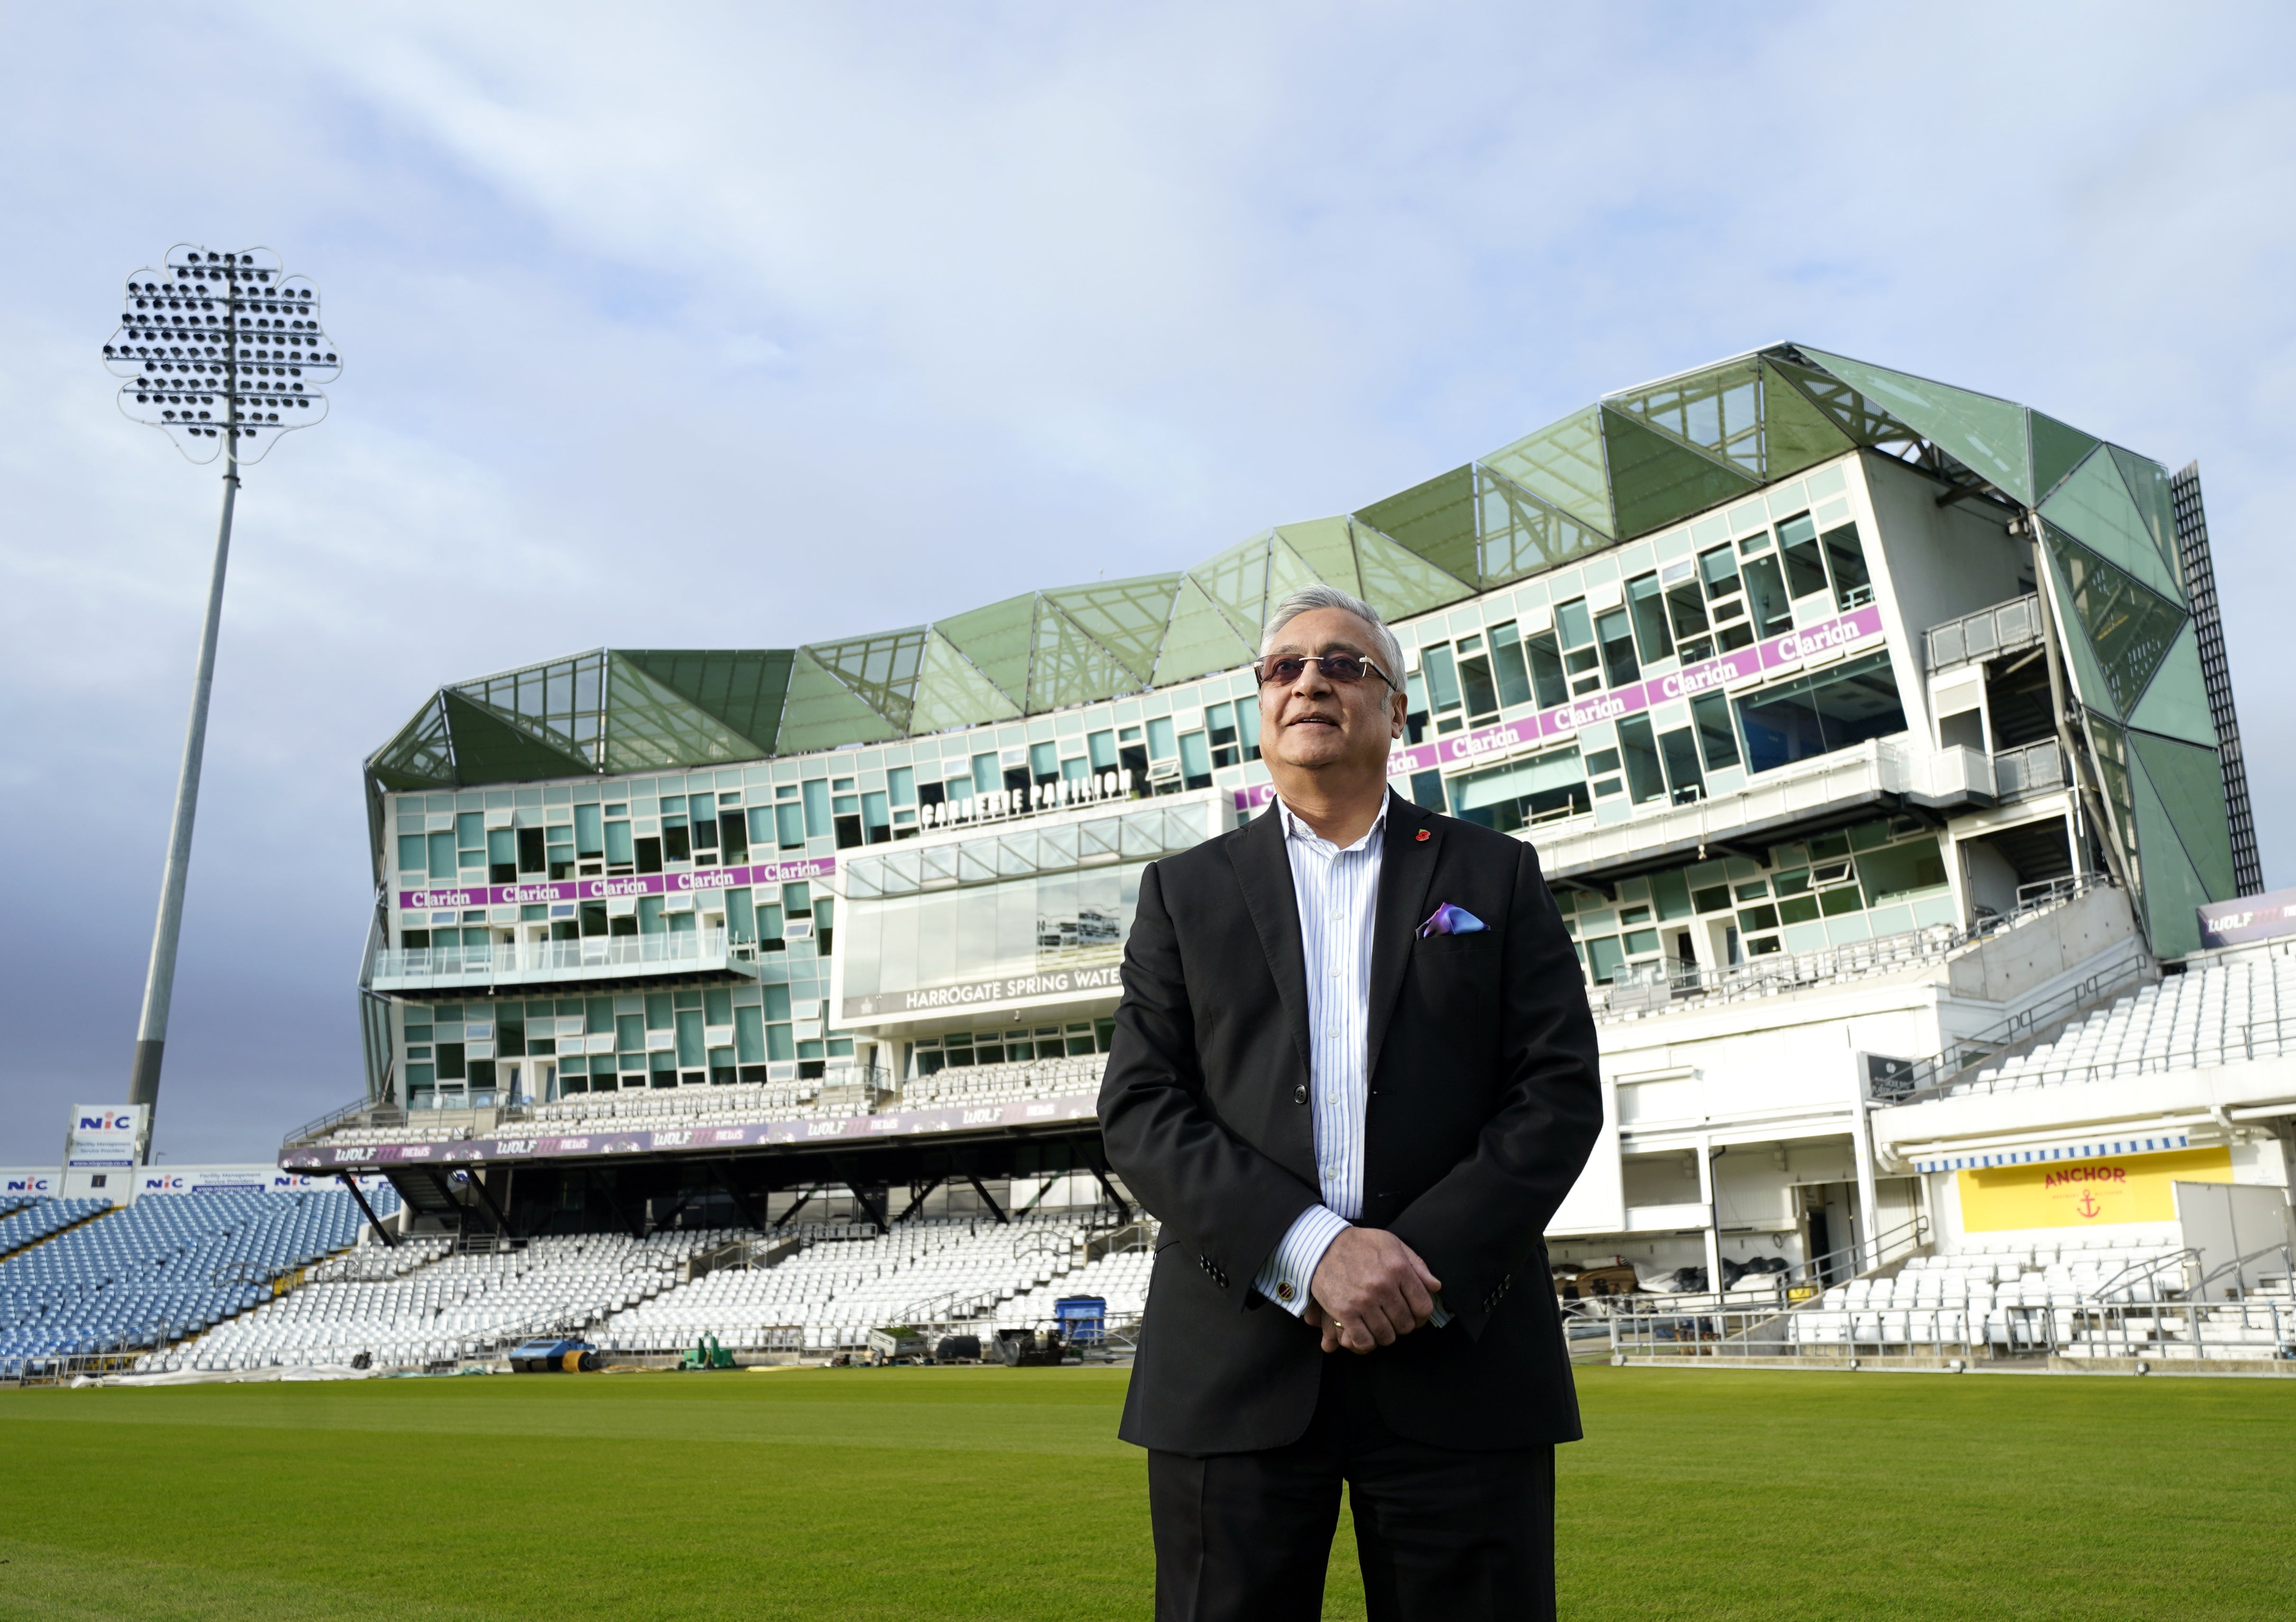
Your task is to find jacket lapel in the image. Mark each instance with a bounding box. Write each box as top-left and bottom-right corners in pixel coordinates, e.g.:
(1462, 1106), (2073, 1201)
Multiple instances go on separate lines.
(1227, 803), (1313, 1080)
(1366, 794), (1440, 1084)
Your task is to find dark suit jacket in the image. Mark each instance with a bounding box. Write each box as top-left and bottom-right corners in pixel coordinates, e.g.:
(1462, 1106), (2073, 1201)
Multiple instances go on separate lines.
(1098, 792), (1602, 1457)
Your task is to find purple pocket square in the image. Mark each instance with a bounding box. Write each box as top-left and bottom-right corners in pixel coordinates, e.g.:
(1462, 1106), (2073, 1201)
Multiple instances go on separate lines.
(1417, 903), (1487, 939)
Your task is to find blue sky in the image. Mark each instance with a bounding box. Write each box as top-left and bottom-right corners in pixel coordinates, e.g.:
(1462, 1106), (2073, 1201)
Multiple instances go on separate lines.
(4, 2), (2294, 1165)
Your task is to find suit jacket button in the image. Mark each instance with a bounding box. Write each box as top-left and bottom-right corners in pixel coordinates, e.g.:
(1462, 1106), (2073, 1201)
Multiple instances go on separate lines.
(1292, 1084), (1308, 1104)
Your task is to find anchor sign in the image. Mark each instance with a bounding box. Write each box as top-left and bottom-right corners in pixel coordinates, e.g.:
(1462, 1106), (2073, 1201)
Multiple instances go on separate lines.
(2074, 1190), (2103, 1221)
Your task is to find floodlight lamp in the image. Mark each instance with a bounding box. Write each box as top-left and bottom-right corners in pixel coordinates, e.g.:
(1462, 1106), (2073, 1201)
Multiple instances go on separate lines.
(103, 242), (339, 465)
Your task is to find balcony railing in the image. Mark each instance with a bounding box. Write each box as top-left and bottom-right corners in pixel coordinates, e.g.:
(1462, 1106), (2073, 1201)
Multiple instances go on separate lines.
(1537, 739), (1989, 885)
(1601, 873), (2117, 1022)
(369, 928), (758, 991)
(1924, 594), (2042, 672)
(1992, 737), (2066, 799)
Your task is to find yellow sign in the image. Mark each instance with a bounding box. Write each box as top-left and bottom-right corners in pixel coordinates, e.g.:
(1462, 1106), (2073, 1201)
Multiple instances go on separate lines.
(1957, 1147), (2232, 1231)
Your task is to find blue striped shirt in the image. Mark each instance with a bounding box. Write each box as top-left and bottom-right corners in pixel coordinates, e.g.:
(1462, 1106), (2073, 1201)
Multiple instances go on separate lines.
(1252, 793), (1386, 1316)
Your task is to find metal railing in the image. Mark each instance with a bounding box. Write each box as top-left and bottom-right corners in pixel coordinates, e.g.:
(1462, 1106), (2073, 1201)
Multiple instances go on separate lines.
(284, 1096), (387, 1148)
(1925, 593), (2042, 672)
(1866, 930), (2149, 1103)
(1573, 1216), (1931, 1323)
(602, 1325), (806, 1356)
(1601, 876), (2114, 1021)
(370, 928), (753, 986)
(1609, 1298), (2296, 1365)
(1924, 1009), (2296, 1100)
(1607, 1286), (2287, 1360)
(1992, 737), (2065, 798)
(1613, 1233), (2296, 1366)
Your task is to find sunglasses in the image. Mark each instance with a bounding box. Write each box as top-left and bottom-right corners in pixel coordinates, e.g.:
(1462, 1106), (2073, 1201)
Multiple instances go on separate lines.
(1254, 652), (1400, 691)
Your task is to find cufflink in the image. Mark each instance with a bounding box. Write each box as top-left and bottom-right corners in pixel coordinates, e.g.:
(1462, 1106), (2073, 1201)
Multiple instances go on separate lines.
(1276, 1280), (1295, 1302)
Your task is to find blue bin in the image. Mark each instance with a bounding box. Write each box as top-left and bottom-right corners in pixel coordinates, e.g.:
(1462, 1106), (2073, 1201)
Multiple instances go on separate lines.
(1054, 1296), (1106, 1347)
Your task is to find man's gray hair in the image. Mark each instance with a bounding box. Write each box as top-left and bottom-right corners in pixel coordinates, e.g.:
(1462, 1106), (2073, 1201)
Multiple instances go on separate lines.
(1260, 584), (1406, 682)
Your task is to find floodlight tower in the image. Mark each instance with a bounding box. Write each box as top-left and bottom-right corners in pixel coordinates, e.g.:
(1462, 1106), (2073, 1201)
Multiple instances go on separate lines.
(102, 244), (341, 1143)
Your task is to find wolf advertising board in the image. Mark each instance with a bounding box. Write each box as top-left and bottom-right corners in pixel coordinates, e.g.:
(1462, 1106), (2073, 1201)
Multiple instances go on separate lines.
(2196, 887), (2296, 951)
(65, 1104), (148, 1169)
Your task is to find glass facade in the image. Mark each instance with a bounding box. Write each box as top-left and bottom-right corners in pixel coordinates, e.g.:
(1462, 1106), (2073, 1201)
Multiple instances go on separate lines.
(1560, 816), (1955, 982)
(368, 343), (2244, 1064)
(842, 863), (1146, 1007)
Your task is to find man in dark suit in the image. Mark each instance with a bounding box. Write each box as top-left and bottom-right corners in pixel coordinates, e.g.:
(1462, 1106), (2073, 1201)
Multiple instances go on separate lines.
(1098, 584), (1603, 1622)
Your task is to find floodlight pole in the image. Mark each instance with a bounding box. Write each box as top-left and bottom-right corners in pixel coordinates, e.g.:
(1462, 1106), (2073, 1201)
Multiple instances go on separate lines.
(106, 243), (339, 1150)
(127, 442), (237, 1126)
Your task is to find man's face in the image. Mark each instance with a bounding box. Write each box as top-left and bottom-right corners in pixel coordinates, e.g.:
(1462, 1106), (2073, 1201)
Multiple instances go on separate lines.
(1257, 607), (1407, 785)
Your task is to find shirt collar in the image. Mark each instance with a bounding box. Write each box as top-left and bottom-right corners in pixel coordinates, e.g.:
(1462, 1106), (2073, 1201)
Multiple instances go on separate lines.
(1274, 789), (1391, 856)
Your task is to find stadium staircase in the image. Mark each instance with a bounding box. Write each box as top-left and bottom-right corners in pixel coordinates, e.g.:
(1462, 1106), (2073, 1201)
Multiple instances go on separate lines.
(1906, 937), (2296, 1100)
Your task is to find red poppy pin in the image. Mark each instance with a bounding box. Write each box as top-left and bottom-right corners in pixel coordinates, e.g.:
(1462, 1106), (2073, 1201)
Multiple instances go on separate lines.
(1415, 829), (1430, 842)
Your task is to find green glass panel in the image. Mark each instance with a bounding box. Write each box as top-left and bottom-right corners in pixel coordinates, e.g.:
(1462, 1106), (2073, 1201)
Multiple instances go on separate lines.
(767, 649), (899, 753)
(1189, 531), (1274, 639)
(1153, 574), (1258, 686)
(369, 696), (457, 790)
(1767, 357), (1923, 450)
(2027, 410), (2099, 503)
(909, 629), (1021, 733)
(2040, 552), (2117, 718)
(1273, 517), (1362, 596)
(1474, 464), (1606, 586)
(1263, 533), (1329, 616)
(2123, 624), (2218, 747)
(2109, 445), (2181, 577)
(1607, 358), (1763, 476)
(1481, 405), (1614, 536)
(614, 650), (789, 755)
(1348, 518), (1472, 620)
(932, 592), (1037, 707)
(602, 655), (775, 772)
(453, 650), (608, 764)
(1798, 348), (2033, 503)
(1027, 598), (1141, 710)
(1756, 360), (1857, 480)
(1599, 406), (1760, 538)
(2124, 743), (2211, 959)
(2044, 527), (2187, 714)
(2038, 447), (2184, 603)
(1356, 465), (1480, 585)
(2129, 727), (2235, 903)
(2084, 713), (2143, 904)
(802, 627), (926, 733)
(1041, 575), (1181, 686)
(440, 690), (594, 783)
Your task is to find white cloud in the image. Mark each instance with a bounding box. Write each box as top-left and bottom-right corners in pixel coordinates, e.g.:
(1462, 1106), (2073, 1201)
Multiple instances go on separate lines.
(1, 0), (2293, 1159)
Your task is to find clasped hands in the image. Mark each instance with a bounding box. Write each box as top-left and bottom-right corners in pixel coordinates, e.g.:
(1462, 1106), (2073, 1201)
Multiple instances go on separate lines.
(1301, 1226), (1441, 1355)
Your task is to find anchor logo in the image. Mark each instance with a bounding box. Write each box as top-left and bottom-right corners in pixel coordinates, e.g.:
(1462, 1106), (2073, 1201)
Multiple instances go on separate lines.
(2075, 1190), (2102, 1220)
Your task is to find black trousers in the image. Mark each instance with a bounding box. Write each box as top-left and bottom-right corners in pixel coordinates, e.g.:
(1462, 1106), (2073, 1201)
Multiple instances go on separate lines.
(1146, 1352), (1556, 1622)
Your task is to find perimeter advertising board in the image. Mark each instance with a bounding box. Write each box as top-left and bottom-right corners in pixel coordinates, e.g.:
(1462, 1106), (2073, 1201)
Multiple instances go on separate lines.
(65, 1104), (148, 1169)
(1957, 1146), (2232, 1230)
(2197, 887), (2296, 950)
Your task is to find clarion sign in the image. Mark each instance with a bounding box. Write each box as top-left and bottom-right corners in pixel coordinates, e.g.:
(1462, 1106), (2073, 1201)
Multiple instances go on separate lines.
(397, 855), (837, 914)
(1234, 604), (1887, 811)
(841, 964), (1124, 1020)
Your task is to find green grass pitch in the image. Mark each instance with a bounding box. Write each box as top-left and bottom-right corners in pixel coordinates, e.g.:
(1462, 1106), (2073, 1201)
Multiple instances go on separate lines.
(1, 1365), (2289, 1620)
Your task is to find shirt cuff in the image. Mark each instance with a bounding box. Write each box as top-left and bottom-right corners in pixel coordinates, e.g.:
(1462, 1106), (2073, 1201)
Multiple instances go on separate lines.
(1253, 1204), (1351, 1317)
(1427, 1293), (1452, 1328)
